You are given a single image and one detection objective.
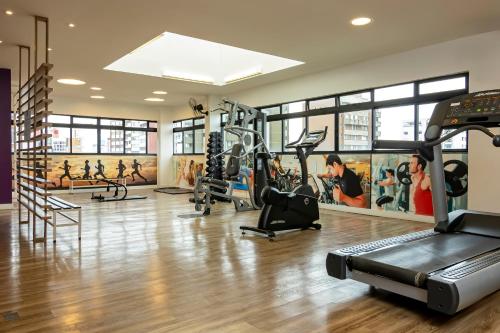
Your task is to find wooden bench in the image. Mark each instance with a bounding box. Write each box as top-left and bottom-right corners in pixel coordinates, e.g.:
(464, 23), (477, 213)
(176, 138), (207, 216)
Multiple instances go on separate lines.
(46, 196), (82, 243)
(69, 178), (127, 194)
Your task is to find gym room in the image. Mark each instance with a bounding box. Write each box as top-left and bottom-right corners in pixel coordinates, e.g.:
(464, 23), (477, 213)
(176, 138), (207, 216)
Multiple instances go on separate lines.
(0, 1), (499, 332)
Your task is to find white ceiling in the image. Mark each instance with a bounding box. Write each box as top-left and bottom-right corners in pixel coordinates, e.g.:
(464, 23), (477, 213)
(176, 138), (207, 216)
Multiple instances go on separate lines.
(0, 0), (499, 108)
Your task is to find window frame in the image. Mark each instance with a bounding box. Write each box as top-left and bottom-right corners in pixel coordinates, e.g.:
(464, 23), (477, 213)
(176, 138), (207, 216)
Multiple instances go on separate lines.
(47, 115), (158, 155)
(249, 72), (469, 155)
(172, 116), (205, 155)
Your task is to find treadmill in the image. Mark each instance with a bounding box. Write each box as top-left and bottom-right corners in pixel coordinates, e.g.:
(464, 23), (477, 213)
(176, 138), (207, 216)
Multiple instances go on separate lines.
(326, 90), (500, 315)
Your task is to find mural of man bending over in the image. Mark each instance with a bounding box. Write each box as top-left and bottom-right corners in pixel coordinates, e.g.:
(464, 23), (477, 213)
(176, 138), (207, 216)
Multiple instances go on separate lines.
(317, 154), (367, 208)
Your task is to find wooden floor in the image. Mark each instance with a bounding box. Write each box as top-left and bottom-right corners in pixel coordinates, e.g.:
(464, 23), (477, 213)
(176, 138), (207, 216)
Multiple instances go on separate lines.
(0, 189), (498, 333)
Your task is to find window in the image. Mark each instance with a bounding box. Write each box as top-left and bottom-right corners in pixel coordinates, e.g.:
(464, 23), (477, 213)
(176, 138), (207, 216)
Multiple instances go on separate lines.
(282, 101), (306, 114)
(283, 117), (306, 150)
(181, 119), (193, 127)
(308, 114), (334, 151)
(194, 118), (204, 126)
(125, 131), (147, 154)
(48, 115), (71, 124)
(309, 97), (335, 110)
(48, 127), (71, 153)
(183, 131), (193, 153)
(340, 91), (371, 105)
(73, 117), (98, 125)
(101, 129), (124, 153)
(419, 76), (466, 95)
(224, 131), (239, 151)
(194, 129), (205, 154)
(261, 106), (280, 116)
(339, 110), (372, 150)
(125, 120), (147, 128)
(148, 132), (158, 154)
(72, 128), (98, 153)
(374, 83), (414, 101)
(375, 105), (415, 141)
(174, 132), (183, 154)
(418, 103), (467, 149)
(173, 121), (182, 128)
(266, 121), (282, 152)
(101, 118), (123, 126)
(149, 121), (158, 128)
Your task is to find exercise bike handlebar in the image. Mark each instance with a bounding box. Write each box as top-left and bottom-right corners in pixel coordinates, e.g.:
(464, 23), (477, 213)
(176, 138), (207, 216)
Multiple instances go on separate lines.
(285, 128), (307, 149)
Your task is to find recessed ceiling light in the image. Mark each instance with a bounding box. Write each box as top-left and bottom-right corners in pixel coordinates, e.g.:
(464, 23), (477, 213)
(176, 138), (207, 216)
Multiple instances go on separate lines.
(5, 10), (13, 16)
(47, 48), (52, 51)
(68, 23), (75, 28)
(144, 97), (164, 102)
(90, 87), (102, 91)
(57, 78), (86, 85)
(90, 95), (105, 99)
(351, 17), (372, 26)
(152, 90), (167, 95)
(0, 41), (3, 44)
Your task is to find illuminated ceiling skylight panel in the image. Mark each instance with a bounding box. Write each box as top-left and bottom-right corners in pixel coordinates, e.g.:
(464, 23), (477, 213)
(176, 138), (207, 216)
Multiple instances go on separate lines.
(105, 32), (304, 86)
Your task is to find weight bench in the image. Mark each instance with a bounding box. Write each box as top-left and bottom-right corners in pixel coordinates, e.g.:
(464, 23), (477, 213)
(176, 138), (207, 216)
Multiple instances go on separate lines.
(46, 196), (82, 243)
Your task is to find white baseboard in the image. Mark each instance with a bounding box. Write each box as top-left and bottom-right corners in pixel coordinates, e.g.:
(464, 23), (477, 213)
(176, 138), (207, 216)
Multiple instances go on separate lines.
(319, 203), (434, 224)
(0, 204), (13, 210)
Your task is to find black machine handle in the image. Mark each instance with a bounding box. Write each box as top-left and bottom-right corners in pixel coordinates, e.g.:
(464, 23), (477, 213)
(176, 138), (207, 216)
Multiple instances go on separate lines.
(285, 128), (307, 149)
(298, 126), (328, 148)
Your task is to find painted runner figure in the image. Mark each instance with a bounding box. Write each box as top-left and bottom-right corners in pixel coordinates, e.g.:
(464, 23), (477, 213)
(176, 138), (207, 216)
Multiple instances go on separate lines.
(59, 160), (73, 187)
(116, 159), (129, 179)
(81, 160), (94, 185)
(131, 159), (148, 182)
(94, 159), (107, 179)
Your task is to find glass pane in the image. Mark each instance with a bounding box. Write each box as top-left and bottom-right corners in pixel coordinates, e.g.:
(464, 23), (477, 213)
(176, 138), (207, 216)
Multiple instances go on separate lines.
(173, 121), (181, 128)
(101, 118), (123, 126)
(224, 131), (239, 151)
(375, 105), (415, 141)
(174, 132), (183, 153)
(194, 118), (204, 126)
(100, 129), (124, 153)
(283, 117), (306, 150)
(308, 114), (334, 151)
(261, 106), (280, 115)
(194, 129), (205, 153)
(73, 117), (97, 125)
(48, 127), (71, 152)
(339, 91), (371, 105)
(418, 103), (467, 149)
(221, 114), (228, 123)
(148, 132), (158, 154)
(125, 131), (147, 154)
(181, 119), (193, 128)
(339, 110), (372, 150)
(125, 120), (148, 128)
(309, 97), (336, 110)
(282, 101), (306, 114)
(183, 131), (193, 154)
(419, 77), (466, 95)
(149, 121), (158, 128)
(374, 83), (414, 101)
(265, 121), (282, 152)
(48, 115), (70, 124)
(72, 128), (98, 153)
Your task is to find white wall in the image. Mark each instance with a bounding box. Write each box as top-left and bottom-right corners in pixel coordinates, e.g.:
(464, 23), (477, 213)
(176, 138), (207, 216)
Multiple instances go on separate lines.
(228, 30), (500, 213)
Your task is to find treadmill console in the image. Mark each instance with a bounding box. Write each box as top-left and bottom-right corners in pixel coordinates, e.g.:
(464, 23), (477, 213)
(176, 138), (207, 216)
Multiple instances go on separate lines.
(425, 90), (500, 141)
(299, 129), (327, 147)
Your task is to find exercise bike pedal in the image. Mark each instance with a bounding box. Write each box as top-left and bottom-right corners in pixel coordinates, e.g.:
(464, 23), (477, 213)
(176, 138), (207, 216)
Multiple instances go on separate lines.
(313, 224), (322, 230)
(203, 208), (211, 216)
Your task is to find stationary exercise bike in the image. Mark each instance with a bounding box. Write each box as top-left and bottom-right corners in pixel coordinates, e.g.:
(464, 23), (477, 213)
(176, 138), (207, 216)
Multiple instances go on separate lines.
(240, 127), (328, 239)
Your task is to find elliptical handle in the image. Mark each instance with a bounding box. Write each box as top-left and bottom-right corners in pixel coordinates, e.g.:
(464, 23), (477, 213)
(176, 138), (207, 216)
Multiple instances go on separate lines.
(372, 140), (424, 150)
(285, 128), (307, 149)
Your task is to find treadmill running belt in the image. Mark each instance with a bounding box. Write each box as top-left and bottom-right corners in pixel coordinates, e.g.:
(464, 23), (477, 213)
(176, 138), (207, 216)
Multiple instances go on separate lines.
(350, 233), (500, 287)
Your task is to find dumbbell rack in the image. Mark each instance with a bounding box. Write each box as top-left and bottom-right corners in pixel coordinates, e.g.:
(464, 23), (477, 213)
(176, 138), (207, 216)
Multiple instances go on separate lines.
(206, 132), (227, 200)
(15, 62), (53, 243)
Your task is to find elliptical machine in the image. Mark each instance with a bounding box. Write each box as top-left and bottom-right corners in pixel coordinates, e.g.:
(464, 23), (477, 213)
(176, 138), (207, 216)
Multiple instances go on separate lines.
(240, 127), (328, 239)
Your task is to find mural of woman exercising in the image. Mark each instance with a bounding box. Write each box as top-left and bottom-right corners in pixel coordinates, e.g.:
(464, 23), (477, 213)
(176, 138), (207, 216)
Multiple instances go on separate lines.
(409, 154), (433, 216)
(131, 159), (148, 182)
(374, 169), (396, 208)
(116, 160), (129, 179)
(318, 154), (367, 208)
(186, 160), (196, 186)
(94, 159), (107, 179)
(59, 160), (73, 187)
